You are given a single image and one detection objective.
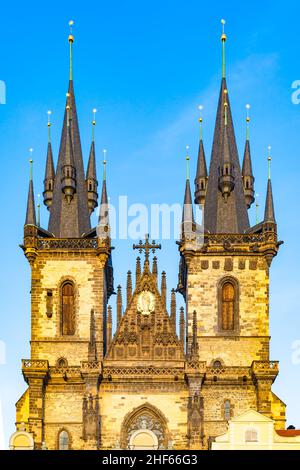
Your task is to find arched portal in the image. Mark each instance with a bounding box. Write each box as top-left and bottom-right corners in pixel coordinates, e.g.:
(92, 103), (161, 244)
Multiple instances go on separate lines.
(120, 403), (169, 450)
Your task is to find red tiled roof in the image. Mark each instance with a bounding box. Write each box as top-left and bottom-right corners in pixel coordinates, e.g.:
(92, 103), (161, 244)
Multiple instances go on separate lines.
(276, 430), (300, 437)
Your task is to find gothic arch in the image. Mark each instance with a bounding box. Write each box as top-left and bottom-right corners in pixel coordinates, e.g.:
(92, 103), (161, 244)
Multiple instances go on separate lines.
(120, 403), (170, 450)
(217, 275), (240, 334)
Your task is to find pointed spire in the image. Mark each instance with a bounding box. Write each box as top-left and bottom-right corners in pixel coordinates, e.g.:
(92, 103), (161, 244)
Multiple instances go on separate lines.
(194, 105), (208, 205)
(264, 146), (276, 223)
(25, 151), (37, 226)
(182, 146), (195, 238)
(203, 23), (249, 233)
(48, 22), (91, 237)
(61, 101), (77, 203)
(161, 271), (167, 308)
(117, 285), (122, 325)
(107, 305), (112, 350)
(242, 104), (255, 208)
(180, 307), (185, 350)
(135, 257), (141, 286)
(98, 150), (110, 240)
(218, 108), (235, 201)
(86, 109), (98, 214)
(170, 288), (176, 331)
(126, 271), (132, 307)
(43, 111), (55, 210)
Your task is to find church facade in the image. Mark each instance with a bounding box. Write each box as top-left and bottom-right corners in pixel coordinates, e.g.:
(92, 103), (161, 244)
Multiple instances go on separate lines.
(13, 25), (286, 450)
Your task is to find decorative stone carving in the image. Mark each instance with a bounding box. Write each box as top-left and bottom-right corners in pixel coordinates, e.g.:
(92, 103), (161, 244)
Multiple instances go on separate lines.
(137, 290), (155, 315)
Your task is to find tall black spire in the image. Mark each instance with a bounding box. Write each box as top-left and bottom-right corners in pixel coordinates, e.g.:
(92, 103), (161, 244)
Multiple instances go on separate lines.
(48, 24), (91, 237)
(203, 23), (249, 233)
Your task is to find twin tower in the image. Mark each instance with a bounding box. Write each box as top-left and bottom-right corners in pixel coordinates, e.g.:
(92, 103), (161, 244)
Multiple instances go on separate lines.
(14, 23), (284, 450)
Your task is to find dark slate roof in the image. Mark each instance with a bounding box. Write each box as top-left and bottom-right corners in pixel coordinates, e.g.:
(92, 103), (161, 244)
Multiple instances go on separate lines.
(182, 179), (195, 224)
(48, 80), (91, 237)
(194, 139), (207, 198)
(203, 78), (249, 233)
(242, 139), (253, 178)
(44, 142), (55, 181)
(25, 179), (36, 226)
(264, 179), (276, 223)
(86, 141), (97, 181)
(98, 178), (109, 226)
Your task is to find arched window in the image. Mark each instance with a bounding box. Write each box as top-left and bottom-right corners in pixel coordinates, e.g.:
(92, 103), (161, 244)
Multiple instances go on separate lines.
(245, 428), (258, 442)
(221, 281), (235, 330)
(61, 282), (75, 336)
(224, 400), (231, 420)
(58, 430), (70, 450)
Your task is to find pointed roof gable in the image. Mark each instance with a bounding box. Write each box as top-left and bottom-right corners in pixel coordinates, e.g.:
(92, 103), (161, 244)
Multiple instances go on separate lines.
(48, 81), (91, 237)
(204, 78), (249, 233)
(105, 262), (184, 363)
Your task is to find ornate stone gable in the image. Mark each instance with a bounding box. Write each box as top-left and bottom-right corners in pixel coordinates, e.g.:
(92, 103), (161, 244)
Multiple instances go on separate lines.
(105, 263), (184, 363)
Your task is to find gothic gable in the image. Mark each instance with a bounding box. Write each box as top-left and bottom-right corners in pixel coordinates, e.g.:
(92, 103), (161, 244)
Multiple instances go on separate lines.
(105, 263), (184, 363)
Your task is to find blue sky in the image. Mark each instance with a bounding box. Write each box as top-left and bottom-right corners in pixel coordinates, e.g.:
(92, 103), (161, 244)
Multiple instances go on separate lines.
(1, 0), (300, 448)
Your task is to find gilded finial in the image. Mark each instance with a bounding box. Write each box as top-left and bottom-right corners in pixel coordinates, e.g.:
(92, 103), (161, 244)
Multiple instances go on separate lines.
(221, 19), (226, 78)
(185, 145), (190, 180)
(245, 104), (250, 140)
(92, 108), (97, 141)
(47, 110), (52, 142)
(29, 148), (33, 181)
(68, 20), (74, 80)
(198, 105), (203, 140)
(267, 145), (272, 180)
(37, 193), (41, 227)
(103, 149), (107, 181)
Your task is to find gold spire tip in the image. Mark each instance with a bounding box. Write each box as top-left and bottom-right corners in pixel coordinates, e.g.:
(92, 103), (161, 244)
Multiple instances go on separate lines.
(47, 110), (52, 126)
(68, 20), (74, 43)
(198, 104), (203, 123)
(221, 19), (227, 41)
(92, 108), (97, 125)
(185, 145), (190, 160)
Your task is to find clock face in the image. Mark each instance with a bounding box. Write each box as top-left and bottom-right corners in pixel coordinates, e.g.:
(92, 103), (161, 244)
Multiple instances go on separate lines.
(137, 290), (155, 315)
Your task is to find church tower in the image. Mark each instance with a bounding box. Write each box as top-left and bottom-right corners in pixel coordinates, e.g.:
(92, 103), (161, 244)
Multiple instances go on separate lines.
(178, 20), (285, 443)
(16, 23), (114, 450)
